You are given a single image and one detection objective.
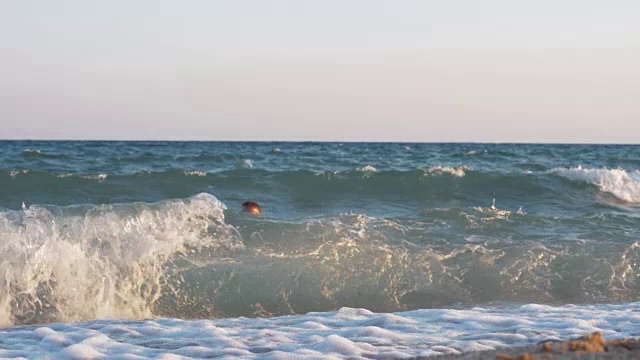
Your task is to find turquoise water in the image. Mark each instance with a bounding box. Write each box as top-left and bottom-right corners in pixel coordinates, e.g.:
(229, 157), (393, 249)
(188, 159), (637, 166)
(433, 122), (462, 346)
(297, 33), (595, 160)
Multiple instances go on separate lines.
(1, 141), (639, 325)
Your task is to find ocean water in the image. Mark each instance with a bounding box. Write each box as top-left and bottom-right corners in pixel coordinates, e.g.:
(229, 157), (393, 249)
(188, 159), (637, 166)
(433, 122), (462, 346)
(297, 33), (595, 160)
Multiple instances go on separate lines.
(1, 141), (639, 358)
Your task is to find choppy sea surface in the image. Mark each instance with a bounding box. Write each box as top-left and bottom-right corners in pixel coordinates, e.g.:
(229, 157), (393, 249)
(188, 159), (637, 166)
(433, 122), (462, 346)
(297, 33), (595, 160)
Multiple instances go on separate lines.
(1, 141), (639, 359)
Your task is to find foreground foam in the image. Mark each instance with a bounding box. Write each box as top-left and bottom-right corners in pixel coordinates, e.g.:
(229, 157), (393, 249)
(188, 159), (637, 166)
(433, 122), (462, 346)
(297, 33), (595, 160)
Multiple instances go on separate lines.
(1, 303), (638, 359)
(2, 203), (640, 325)
(0, 193), (241, 326)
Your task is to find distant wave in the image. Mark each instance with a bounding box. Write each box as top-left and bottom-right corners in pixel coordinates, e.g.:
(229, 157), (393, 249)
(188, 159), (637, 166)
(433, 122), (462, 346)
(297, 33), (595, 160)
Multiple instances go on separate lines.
(22, 149), (70, 159)
(239, 159), (253, 169)
(8, 170), (29, 177)
(357, 165), (377, 173)
(423, 166), (468, 177)
(3, 167), (640, 214)
(81, 173), (108, 181)
(553, 166), (640, 203)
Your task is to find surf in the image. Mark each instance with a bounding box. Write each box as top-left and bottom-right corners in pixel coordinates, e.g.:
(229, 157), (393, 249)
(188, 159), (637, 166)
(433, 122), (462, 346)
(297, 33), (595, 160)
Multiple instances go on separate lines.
(2, 193), (639, 326)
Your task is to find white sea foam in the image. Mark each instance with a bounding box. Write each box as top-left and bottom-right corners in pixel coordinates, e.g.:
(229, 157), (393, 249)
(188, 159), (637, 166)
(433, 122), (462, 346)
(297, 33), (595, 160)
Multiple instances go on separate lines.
(465, 150), (487, 156)
(8, 170), (29, 177)
(0, 303), (638, 359)
(184, 170), (207, 176)
(554, 166), (640, 203)
(81, 173), (108, 181)
(0, 193), (241, 327)
(423, 166), (468, 177)
(469, 198), (520, 223)
(241, 159), (254, 169)
(358, 165), (377, 173)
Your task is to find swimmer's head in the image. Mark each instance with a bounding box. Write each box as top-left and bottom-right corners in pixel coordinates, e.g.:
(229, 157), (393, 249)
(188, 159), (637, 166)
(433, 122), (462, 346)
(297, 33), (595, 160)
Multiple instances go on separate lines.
(242, 201), (262, 216)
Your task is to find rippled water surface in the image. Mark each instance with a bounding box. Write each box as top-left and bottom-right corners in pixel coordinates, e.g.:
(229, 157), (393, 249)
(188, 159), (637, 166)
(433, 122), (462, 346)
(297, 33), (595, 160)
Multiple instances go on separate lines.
(1, 141), (639, 326)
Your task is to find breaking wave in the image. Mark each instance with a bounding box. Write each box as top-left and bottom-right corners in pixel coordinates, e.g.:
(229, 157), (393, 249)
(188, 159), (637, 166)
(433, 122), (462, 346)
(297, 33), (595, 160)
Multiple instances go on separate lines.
(1, 193), (639, 326)
(423, 166), (468, 177)
(554, 166), (640, 203)
(0, 193), (241, 326)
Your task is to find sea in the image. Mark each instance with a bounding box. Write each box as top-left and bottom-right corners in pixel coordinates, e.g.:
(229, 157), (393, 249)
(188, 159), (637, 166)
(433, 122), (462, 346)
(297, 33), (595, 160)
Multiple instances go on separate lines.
(1, 141), (639, 359)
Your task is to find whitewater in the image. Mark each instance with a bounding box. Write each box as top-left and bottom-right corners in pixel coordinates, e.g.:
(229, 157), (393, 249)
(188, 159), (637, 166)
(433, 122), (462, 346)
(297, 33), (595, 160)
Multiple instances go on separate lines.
(1, 141), (639, 359)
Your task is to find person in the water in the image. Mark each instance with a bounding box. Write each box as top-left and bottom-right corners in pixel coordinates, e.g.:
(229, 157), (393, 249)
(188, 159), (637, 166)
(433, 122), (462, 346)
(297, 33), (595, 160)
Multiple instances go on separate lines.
(242, 201), (262, 216)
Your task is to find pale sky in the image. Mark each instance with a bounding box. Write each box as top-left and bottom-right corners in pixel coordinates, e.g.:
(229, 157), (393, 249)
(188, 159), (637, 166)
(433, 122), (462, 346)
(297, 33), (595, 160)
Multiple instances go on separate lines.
(1, 1), (639, 142)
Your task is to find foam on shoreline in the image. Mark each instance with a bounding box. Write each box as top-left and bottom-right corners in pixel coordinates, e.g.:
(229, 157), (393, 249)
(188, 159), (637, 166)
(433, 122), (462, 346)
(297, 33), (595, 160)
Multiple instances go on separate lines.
(1, 303), (639, 359)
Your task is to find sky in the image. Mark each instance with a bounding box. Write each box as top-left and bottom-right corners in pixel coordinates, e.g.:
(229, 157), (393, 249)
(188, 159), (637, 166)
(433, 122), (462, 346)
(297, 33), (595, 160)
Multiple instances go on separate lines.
(1, 1), (639, 142)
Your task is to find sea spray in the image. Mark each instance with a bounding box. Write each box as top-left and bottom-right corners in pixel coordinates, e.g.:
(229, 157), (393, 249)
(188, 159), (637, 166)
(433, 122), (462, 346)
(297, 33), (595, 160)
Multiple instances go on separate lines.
(2, 196), (639, 325)
(0, 193), (241, 326)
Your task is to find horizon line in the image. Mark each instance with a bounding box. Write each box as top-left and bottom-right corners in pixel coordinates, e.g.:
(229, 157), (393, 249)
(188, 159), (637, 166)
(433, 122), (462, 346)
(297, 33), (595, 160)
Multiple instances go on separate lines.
(1, 139), (639, 146)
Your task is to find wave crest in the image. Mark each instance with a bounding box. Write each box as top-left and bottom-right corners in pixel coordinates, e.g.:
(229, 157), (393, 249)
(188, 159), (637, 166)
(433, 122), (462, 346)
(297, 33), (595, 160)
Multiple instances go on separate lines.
(554, 167), (640, 203)
(423, 166), (468, 177)
(0, 193), (241, 326)
(357, 165), (377, 173)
